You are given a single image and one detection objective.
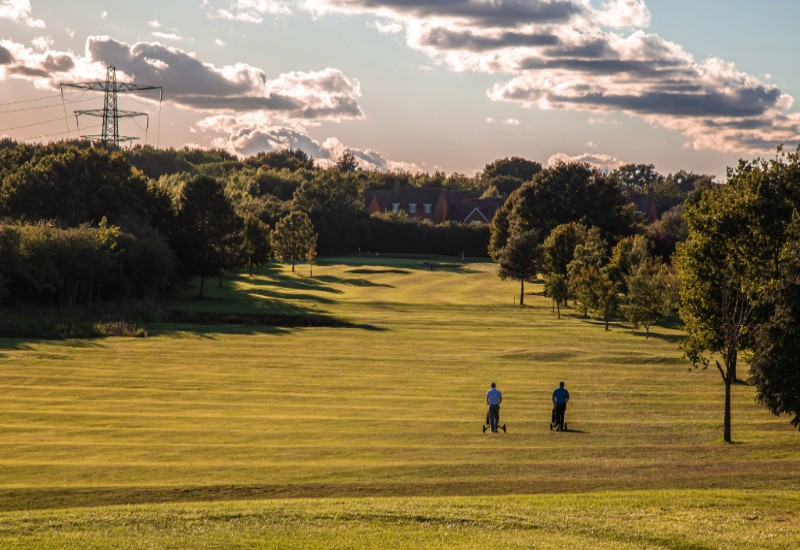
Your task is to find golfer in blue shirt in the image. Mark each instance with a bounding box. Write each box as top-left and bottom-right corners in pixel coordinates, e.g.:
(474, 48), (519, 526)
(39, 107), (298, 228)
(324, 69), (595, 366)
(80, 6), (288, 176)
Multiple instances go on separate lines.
(552, 381), (570, 431)
(484, 382), (506, 433)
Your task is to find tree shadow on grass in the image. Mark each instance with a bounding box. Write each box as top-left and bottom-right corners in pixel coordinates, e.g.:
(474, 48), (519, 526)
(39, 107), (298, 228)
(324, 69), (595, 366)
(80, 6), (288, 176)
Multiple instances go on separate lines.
(325, 255), (484, 274)
(346, 268), (410, 275)
(0, 334), (111, 353)
(316, 274), (394, 288)
(576, 318), (685, 344)
(241, 288), (337, 305)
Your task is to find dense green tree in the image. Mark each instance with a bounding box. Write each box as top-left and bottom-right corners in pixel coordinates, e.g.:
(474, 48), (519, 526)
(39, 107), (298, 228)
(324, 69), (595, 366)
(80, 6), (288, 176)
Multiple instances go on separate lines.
(482, 156), (542, 182)
(751, 216), (800, 428)
(241, 215), (271, 276)
(293, 172), (363, 255)
(270, 211), (317, 272)
(606, 234), (652, 293)
(567, 227), (607, 317)
(177, 176), (243, 298)
(334, 150), (359, 172)
(624, 257), (674, 338)
(0, 147), (153, 227)
(542, 222), (590, 277)
(648, 204), (688, 258)
(489, 162), (633, 257)
(497, 229), (540, 307)
(544, 273), (569, 318)
(245, 148), (315, 172)
(614, 163), (662, 193)
(571, 264), (619, 329)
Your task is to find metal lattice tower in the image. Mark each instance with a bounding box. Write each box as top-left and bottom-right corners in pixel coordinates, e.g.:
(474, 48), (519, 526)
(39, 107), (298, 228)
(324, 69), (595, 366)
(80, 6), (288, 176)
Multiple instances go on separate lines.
(60, 66), (163, 146)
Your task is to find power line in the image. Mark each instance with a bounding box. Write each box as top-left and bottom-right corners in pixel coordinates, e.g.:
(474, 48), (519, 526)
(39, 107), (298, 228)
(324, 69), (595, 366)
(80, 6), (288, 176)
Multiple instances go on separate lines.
(0, 91), (82, 107)
(0, 96), (96, 114)
(0, 116), (72, 133)
(18, 123), (102, 141)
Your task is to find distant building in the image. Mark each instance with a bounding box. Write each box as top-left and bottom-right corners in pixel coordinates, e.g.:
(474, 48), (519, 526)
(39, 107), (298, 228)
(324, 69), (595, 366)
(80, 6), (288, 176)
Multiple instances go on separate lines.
(365, 187), (503, 224)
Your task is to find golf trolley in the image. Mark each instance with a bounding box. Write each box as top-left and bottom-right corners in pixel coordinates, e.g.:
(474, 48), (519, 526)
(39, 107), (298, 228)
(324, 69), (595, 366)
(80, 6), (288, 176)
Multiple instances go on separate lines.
(550, 406), (567, 431)
(483, 410), (506, 433)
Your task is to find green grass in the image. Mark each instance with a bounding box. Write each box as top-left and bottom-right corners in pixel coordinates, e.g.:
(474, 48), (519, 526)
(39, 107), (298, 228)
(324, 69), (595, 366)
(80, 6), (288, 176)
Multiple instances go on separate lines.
(1, 255), (799, 548)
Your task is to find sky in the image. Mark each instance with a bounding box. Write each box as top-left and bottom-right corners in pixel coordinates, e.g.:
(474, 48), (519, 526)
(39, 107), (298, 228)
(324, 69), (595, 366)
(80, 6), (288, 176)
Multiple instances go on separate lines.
(1, 0), (799, 178)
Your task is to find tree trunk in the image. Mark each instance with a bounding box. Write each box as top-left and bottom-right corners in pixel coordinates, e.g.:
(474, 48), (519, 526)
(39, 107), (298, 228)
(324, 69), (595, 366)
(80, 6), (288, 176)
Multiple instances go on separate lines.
(291, 259), (295, 272)
(730, 350), (738, 383)
(556, 301), (561, 319)
(716, 360), (733, 444)
(519, 279), (525, 307)
(198, 275), (206, 298)
(723, 376), (732, 443)
(604, 315), (609, 331)
(645, 323), (650, 339)
(551, 298), (555, 313)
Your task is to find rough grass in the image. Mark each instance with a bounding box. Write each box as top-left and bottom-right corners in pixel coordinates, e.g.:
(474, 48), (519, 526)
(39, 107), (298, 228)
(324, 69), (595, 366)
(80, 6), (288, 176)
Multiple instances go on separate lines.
(1, 255), (799, 547)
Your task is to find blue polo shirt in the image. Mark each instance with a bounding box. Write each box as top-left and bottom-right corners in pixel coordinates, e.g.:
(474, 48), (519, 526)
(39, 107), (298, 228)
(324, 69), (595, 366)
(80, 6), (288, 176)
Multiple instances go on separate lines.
(552, 387), (569, 404)
(486, 388), (502, 405)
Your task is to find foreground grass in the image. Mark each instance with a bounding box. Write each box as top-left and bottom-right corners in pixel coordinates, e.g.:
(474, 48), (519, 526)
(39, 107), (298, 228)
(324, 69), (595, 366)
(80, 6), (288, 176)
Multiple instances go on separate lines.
(1, 255), (799, 547)
(2, 491), (799, 549)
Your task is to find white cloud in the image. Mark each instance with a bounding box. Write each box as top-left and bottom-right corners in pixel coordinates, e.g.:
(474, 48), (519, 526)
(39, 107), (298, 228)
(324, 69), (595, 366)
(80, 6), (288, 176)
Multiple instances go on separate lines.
(303, 0), (800, 154)
(0, 36), (365, 124)
(595, 0), (651, 29)
(585, 141), (597, 148)
(502, 118), (520, 125)
(206, 0), (291, 23)
(548, 151), (624, 170)
(100, 11), (107, 19)
(214, 38), (226, 47)
(0, 0), (45, 28)
(151, 32), (185, 42)
(196, 118), (423, 171)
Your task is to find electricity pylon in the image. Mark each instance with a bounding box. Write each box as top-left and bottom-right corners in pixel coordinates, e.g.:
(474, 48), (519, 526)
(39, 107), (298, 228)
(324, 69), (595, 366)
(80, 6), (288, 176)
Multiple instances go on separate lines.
(60, 65), (163, 146)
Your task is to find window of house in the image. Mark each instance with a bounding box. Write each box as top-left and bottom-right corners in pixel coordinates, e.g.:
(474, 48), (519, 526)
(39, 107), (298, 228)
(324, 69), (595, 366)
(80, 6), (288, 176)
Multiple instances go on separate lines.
(409, 203), (417, 214)
(424, 203), (432, 213)
(392, 203), (400, 213)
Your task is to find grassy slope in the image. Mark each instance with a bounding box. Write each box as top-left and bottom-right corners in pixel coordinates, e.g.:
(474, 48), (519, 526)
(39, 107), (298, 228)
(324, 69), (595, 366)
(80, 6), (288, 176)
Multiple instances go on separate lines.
(1, 256), (799, 547)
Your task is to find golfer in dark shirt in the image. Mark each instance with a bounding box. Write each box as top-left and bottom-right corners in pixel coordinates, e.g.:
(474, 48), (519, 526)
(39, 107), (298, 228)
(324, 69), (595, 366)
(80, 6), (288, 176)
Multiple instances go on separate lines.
(552, 381), (569, 431)
(485, 382), (504, 433)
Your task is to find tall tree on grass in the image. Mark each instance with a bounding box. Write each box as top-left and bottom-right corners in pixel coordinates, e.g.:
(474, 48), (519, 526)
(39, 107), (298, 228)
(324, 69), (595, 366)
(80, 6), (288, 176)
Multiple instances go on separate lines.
(567, 227), (609, 319)
(571, 265), (619, 330)
(675, 151), (800, 442)
(544, 273), (569, 318)
(498, 229), (540, 307)
(178, 176), (243, 298)
(542, 222), (589, 307)
(271, 211), (317, 272)
(624, 257), (675, 338)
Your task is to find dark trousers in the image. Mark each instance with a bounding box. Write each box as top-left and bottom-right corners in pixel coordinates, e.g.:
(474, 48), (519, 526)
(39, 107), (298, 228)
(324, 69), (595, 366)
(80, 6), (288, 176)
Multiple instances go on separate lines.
(488, 404), (500, 432)
(554, 403), (567, 429)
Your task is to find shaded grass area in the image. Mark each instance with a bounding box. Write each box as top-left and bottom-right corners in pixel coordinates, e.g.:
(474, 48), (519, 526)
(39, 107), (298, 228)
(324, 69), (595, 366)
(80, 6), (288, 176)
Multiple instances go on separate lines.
(1, 491), (798, 549)
(1, 255), (799, 546)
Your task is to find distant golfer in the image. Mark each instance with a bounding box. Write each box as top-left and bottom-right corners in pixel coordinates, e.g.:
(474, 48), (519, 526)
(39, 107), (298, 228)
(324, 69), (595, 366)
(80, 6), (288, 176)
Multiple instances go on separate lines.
(552, 381), (570, 431)
(484, 382), (505, 433)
